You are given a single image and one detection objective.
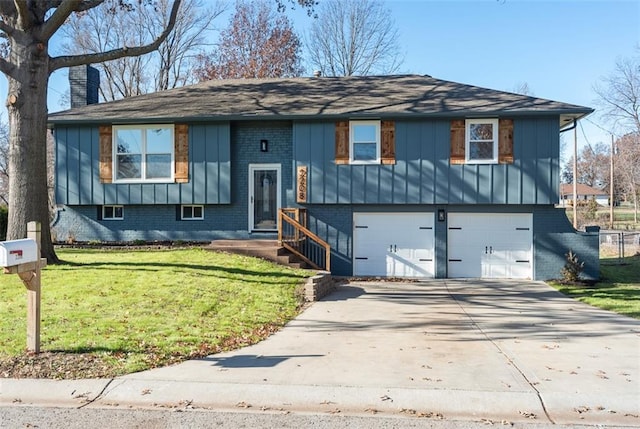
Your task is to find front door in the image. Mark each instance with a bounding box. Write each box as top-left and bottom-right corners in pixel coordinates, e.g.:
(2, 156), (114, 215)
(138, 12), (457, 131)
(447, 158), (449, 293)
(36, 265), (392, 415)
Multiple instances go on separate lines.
(249, 164), (281, 232)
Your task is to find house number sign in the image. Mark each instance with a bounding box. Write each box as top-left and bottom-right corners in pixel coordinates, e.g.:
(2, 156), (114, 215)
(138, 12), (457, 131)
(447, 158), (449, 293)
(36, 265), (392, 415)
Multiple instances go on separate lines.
(297, 165), (308, 203)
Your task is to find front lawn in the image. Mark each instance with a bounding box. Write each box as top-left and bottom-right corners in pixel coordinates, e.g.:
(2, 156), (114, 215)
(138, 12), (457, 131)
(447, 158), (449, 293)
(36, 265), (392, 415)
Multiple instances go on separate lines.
(0, 248), (310, 379)
(552, 254), (640, 320)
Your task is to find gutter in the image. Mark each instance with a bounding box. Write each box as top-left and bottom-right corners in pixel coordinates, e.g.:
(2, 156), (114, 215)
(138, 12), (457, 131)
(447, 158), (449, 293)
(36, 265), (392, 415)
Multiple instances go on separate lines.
(48, 109), (595, 128)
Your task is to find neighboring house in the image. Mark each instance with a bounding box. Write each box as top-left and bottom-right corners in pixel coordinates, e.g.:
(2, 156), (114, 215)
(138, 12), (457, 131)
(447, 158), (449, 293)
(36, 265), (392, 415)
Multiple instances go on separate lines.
(48, 68), (600, 280)
(559, 183), (609, 207)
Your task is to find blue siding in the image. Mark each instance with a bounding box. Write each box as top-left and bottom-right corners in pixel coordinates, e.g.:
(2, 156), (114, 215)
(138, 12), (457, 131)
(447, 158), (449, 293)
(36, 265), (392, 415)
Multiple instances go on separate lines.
(293, 117), (561, 205)
(53, 121), (295, 242)
(55, 123), (232, 205)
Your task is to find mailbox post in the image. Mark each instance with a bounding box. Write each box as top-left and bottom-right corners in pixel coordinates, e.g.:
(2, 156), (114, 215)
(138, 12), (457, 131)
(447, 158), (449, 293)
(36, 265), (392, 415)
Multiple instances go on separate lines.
(2, 222), (47, 353)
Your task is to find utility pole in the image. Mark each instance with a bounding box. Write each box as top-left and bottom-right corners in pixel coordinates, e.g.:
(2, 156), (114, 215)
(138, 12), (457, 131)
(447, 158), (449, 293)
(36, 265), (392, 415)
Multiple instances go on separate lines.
(610, 134), (614, 229)
(573, 122), (578, 229)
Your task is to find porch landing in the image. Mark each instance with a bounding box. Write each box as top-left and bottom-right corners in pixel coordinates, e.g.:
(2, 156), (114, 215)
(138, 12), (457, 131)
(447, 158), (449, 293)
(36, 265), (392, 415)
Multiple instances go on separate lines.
(206, 239), (308, 269)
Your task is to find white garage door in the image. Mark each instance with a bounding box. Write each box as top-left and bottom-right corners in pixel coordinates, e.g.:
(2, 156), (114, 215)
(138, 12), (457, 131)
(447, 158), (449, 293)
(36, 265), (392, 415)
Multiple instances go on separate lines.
(353, 213), (435, 278)
(448, 213), (533, 279)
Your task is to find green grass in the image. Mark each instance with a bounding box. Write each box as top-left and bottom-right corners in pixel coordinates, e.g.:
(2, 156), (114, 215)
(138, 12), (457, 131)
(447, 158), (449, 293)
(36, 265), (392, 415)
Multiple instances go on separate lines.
(552, 254), (640, 319)
(0, 248), (310, 375)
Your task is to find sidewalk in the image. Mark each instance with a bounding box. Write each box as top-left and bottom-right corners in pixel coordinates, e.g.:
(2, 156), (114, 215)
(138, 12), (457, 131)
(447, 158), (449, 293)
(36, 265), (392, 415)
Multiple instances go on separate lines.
(1, 280), (639, 426)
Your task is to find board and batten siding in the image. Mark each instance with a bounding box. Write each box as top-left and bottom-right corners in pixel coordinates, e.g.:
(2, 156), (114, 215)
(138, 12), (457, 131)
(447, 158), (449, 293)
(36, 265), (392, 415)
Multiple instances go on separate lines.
(293, 117), (560, 205)
(55, 123), (231, 205)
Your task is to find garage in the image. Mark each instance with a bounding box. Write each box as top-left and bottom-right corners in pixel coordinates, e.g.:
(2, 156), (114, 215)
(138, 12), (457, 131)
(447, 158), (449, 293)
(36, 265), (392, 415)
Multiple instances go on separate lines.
(353, 213), (435, 278)
(447, 213), (533, 279)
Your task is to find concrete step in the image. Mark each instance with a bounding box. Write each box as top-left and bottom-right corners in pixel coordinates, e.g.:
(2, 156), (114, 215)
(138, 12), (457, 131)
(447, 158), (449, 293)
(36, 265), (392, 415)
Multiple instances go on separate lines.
(206, 239), (309, 270)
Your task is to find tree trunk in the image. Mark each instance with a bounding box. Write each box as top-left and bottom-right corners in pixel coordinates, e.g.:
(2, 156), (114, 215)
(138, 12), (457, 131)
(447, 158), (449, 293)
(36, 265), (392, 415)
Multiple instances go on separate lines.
(6, 34), (59, 263)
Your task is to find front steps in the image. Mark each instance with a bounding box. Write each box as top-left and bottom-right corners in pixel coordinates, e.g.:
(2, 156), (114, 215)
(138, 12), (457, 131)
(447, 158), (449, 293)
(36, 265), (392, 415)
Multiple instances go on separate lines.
(206, 239), (309, 269)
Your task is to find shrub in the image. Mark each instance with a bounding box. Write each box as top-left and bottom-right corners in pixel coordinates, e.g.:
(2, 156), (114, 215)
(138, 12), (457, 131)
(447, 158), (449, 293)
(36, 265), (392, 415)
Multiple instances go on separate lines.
(585, 197), (598, 221)
(560, 250), (584, 283)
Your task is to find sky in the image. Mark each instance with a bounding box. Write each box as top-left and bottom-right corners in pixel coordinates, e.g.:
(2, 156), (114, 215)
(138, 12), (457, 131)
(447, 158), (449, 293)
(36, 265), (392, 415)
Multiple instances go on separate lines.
(379, 0), (639, 158)
(2, 0), (639, 161)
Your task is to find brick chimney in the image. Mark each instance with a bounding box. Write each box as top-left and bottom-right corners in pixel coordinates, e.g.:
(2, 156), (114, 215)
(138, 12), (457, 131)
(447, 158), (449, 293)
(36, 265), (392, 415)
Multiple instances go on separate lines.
(69, 65), (100, 108)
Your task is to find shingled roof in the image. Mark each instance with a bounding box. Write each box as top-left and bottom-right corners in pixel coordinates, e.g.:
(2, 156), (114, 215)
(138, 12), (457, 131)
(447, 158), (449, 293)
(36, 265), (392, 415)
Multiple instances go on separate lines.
(48, 74), (592, 126)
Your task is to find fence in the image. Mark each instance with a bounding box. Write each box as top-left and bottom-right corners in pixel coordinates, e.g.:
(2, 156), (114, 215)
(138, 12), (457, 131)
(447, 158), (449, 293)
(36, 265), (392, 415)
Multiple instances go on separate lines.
(599, 230), (640, 262)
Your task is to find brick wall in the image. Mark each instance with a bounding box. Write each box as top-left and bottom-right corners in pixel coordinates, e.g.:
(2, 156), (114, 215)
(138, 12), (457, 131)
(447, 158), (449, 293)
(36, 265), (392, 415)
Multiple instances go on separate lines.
(51, 204), (251, 242)
(533, 206), (600, 280)
(304, 205), (353, 276)
(303, 272), (335, 301)
(231, 121), (295, 209)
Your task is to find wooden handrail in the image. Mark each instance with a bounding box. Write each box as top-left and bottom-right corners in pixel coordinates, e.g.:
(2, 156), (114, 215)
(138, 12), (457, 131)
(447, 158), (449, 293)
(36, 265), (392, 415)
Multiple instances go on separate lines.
(278, 209), (330, 272)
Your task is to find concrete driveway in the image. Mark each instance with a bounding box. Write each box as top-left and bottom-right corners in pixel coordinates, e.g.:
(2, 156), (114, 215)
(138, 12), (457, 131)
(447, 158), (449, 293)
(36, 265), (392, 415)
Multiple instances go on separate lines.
(2, 280), (639, 426)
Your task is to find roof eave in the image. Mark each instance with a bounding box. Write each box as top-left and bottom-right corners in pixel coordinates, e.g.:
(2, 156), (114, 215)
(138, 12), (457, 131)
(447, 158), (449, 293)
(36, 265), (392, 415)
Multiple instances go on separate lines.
(48, 108), (595, 127)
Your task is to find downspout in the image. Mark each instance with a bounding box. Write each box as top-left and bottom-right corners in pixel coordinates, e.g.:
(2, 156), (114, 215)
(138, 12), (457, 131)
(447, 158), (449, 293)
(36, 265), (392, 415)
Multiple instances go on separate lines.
(559, 119), (579, 229)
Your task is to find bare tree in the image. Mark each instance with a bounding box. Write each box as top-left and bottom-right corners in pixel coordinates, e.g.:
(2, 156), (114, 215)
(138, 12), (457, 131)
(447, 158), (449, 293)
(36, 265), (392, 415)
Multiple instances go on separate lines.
(0, 0), (182, 262)
(306, 0), (402, 76)
(62, 0), (223, 102)
(615, 133), (640, 222)
(561, 155), (574, 184)
(593, 47), (640, 135)
(512, 82), (534, 96)
(195, 0), (303, 80)
(577, 143), (610, 188)
(593, 47), (640, 225)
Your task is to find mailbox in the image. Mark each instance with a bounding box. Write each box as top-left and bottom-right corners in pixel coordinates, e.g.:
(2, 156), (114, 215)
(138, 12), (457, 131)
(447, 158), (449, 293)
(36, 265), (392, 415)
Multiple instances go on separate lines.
(0, 239), (38, 267)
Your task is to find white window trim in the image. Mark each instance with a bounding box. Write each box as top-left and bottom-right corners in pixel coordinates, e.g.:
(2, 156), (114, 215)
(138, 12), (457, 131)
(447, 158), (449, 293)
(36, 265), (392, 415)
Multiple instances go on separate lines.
(102, 205), (124, 221)
(465, 118), (499, 164)
(248, 164), (281, 231)
(349, 120), (381, 164)
(113, 124), (175, 183)
(181, 204), (204, 220)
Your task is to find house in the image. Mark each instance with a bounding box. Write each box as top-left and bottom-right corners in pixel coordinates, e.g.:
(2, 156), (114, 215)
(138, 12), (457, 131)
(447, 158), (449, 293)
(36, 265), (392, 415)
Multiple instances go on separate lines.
(559, 183), (609, 207)
(48, 68), (600, 280)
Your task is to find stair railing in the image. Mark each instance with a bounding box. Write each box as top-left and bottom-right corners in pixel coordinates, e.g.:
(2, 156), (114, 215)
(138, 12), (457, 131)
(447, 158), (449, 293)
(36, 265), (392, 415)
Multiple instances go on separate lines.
(278, 208), (330, 271)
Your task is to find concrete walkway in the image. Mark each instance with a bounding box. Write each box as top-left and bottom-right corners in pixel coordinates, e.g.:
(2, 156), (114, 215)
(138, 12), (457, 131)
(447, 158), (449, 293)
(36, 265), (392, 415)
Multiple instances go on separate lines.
(1, 280), (639, 426)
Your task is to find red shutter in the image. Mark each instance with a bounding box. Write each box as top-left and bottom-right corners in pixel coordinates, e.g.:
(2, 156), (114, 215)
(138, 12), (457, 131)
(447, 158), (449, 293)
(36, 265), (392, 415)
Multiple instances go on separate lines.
(335, 121), (349, 165)
(498, 119), (514, 164)
(380, 120), (396, 165)
(174, 124), (189, 183)
(450, 119), (465, 164)
(99, 125), (113, 183)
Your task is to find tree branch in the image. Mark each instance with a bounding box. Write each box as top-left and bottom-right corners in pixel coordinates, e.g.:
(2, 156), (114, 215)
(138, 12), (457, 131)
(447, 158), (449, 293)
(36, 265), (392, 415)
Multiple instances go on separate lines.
(0, 56), (15, 77)
(49, 0), (182, 73)
(74, 0), (106, 13)
(0, 19), (14, 35)
(13, 0), (33, 30)
(41, 0), (84, 41)
(0, 1), (16, 18)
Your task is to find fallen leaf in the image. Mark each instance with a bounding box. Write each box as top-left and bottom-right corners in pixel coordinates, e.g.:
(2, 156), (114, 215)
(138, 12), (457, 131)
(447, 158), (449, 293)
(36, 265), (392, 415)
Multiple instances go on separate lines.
(518, 411), (537, 419)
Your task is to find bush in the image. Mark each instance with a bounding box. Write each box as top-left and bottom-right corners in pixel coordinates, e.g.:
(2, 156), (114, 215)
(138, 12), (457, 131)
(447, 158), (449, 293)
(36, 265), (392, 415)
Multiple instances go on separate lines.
(560, 250), (584, 283)
(584, 197), (598, 221)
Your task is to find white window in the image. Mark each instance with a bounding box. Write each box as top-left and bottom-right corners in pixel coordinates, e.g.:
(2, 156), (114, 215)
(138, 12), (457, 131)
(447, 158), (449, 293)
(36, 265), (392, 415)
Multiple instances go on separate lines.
(114, 125), (174, 182)
(350, 121), (380, 164)
(466, 119), (498, 164)
(181, 205), (204, 220)
(102, 205), (124, 220)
